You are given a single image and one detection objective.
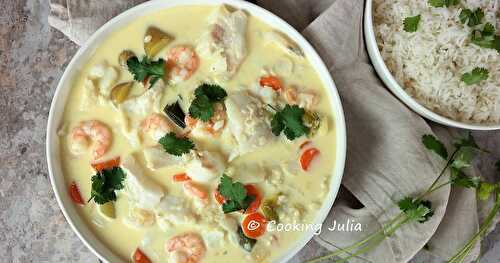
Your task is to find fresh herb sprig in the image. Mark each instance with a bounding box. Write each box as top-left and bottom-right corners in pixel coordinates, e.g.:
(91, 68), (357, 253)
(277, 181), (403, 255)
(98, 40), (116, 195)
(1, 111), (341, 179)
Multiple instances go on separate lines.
(188, 84), (227, 121)
(217, 174), (255, 213)
(307, 133), (500, 263)
(428, 0), (459, 8)
(459, 8), (484, 26)
(158, 132), (195, 156)
(127, 56), (166, 87)
(461, 67), (489, 85)
(403, 15), (421, 32)
(89, 167), (126, 205)
(271, 104), (310, 140)
(470, 23), (499, 51)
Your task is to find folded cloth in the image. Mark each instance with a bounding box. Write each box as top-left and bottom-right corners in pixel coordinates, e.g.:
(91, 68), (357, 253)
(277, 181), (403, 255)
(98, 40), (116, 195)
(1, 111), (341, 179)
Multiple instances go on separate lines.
(48, 0), (499, 262)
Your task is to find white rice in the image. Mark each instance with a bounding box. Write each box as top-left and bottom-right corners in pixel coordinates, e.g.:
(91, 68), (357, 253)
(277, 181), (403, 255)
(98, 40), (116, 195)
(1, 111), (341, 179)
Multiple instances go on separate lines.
(373, 0), (500, 124)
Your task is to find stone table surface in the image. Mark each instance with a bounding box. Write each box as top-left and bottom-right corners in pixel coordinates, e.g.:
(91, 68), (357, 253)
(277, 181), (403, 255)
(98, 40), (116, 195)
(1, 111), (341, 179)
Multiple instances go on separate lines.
(1, 0), (500, 262)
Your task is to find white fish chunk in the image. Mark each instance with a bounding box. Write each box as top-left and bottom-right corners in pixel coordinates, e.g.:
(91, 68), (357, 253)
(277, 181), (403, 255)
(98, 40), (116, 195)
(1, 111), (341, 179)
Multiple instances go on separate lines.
(120, 80), (164, 119)
(155, 195), (196, 231)
(143, 146), (184, 170)
(225, 91), (276, 157)
(185, 151), (225, 183)
(121, 155), (164, 210)
(263, 30), (304, 57)
(88, 63), (119, 98)
(197, 6), (248, 80)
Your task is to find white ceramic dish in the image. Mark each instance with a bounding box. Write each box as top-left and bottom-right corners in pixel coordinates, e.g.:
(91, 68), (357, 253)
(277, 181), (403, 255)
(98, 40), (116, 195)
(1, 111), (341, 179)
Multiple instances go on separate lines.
(46, 0), (347, 262)
(364, 0), (500, 131)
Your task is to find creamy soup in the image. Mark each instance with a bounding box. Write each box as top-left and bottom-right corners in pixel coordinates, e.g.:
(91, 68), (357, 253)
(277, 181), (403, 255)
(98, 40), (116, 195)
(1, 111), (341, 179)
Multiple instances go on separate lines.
(59, 4), (337, 263)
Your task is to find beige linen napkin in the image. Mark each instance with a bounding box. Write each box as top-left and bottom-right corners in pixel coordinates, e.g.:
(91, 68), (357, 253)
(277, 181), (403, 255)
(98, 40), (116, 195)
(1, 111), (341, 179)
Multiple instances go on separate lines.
(48, 0), (494, 262)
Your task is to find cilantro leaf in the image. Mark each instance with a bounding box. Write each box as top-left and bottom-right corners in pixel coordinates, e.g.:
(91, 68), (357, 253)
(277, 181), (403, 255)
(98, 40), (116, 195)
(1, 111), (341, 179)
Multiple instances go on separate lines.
(422, 134), (448, 159)
(428, 0), (459, 7)
(453, 132), (479, 149)
(398, 197), (434, 223)
(195, 83), (228, 102)
(451, 146), (476, 170)
(450, 167), (481, 188)
(126, 56), (165, 87)
(271, 105), (309, 140)
(188, 84), (227, 121)
(470, 23), (498, 51)
(237, 226), (257, 252)
(189, 94), (214, 122)
(459, 8), (484, 26)
(89, 167), (126, 205)
(158, 132), (195, 156)
(461, 67), (489, 85)
(404, 15), (421, 32)
(217, 175), (255, 214)
(478, 182), (496, 200)
(459, 9), (472, 24)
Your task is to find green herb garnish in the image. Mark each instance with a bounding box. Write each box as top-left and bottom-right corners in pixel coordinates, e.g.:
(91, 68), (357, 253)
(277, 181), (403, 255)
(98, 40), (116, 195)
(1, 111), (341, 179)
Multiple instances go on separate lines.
(158, 132), (195, 156)
(428, 0), (459, 8)
(237, 226), (257, 252)
(398, 197), (434, 223)
(271, 104), (309, 140)
(188, 84), (227, 121)
(461, 67), (489, 85)
(217, 174), (255, 214)
(89, 167), (126, 205)
(459, 8), (484, 27)
(126, 56), (165, 87)
(403, 15), (421, 32)
(470, 23), (499, 51)
(422, 134), (448, 159)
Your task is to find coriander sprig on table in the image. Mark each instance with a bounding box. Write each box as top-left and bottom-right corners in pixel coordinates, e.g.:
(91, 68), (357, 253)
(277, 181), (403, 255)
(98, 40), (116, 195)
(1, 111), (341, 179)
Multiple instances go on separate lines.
(307, 133), (500, 263)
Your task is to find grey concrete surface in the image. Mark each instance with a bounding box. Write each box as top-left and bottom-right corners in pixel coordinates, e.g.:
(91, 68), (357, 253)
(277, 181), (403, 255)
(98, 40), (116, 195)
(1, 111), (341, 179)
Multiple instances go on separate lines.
(1, 0), (499, 262)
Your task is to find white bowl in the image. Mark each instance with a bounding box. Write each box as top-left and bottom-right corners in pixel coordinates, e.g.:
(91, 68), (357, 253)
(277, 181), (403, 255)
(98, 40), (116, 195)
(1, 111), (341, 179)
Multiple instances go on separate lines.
(364, 0), (500, 130)
(46, 0), (347, 262)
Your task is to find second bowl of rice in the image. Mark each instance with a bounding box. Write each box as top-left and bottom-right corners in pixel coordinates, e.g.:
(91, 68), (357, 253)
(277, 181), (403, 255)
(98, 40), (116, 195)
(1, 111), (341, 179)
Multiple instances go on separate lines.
(364, 0), (500, 130)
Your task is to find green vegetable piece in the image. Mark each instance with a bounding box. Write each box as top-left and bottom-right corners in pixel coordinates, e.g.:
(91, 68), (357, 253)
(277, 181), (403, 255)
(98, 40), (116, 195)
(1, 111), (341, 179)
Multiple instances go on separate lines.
(468, 8), (484, 27)
(271, 104), (309, 140)
(158, 132), (195, 156)
(262, 199), (280, 223)
(89, 167), (126, 205)
(461, 67), (489, 85)
(126, 56), (166, 88)
(403, 15), (421, 33)
(237, 226), (257, 252)
(422, 134), (448, 160)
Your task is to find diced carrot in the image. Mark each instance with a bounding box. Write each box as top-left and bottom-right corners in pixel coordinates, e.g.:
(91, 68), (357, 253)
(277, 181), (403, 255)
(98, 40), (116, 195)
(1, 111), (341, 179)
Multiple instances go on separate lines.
(185, 115), (198, 128)
(69, 182), (84, 205)
(259, 76), (282, 91)
(242, 212), (267, 239)
(214, 190), (226, 204)
(133, 248), (151, 263)
(244, 184), (262, 214)
(173, 173), (191, 182)
(91, 157), (120, 172)
(300, 147), (320, 171)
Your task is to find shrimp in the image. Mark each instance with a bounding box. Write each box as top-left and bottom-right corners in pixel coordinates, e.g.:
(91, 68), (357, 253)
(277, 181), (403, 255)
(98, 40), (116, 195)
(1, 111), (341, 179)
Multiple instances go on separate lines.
(166, 45), (199, 82)
(283, 86), (318, 110)
(69, 120), (112, 160)
(183, 181), (208, 204)
(140, 113), (172, 142)
(185, 103), (227, 136)
(165, 233), (206, 263)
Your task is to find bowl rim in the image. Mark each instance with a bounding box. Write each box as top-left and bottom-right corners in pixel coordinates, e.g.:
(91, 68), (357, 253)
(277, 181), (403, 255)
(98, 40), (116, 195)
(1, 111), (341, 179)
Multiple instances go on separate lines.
(46, 0), (347, 262)
(364, 0), (500, 131)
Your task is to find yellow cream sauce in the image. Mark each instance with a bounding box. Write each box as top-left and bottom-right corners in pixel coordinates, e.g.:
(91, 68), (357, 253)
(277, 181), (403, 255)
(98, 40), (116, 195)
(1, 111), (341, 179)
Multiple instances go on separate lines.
(60, 5), (337, 263)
